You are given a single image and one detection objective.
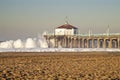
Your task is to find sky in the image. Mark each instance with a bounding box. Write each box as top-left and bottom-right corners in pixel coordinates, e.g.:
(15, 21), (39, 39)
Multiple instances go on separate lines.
(0, 0), (120, 41)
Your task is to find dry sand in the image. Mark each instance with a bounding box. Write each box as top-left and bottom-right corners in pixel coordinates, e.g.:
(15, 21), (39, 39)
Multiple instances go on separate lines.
(0, 52), (120, 80)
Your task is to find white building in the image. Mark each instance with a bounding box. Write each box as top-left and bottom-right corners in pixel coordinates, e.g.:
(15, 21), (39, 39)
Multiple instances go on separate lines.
(55, 23), (78, 35)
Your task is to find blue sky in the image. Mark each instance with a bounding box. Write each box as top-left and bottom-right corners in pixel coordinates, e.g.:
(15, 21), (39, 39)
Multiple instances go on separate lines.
(0, 0), (120, 40)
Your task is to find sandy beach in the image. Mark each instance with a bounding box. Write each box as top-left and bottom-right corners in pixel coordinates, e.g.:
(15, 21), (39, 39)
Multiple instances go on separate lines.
(0, 52), (120, 80)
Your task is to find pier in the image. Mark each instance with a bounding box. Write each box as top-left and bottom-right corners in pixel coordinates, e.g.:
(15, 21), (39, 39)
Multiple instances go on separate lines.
(44, 23), (120, 48)
(44, 33), (120, 48)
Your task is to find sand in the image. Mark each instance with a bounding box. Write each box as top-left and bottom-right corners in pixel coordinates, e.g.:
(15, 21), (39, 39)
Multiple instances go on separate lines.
(0, 52), (120, 80)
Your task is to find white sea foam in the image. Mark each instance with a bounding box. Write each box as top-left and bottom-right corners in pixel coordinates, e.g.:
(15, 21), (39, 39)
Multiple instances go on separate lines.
(0, 40), (14, 48)
(0, 35), (48, 49)
(0, 48), (120, 52)
(13, 39), (24, 48)
(25, 38), (37, 48)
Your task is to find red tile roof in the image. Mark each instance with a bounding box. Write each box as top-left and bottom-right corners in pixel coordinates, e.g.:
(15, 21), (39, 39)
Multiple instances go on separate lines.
(57, 24), (78, 29)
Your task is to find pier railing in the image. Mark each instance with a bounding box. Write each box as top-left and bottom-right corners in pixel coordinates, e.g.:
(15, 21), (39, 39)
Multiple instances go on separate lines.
(43, 33), (120, 37)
